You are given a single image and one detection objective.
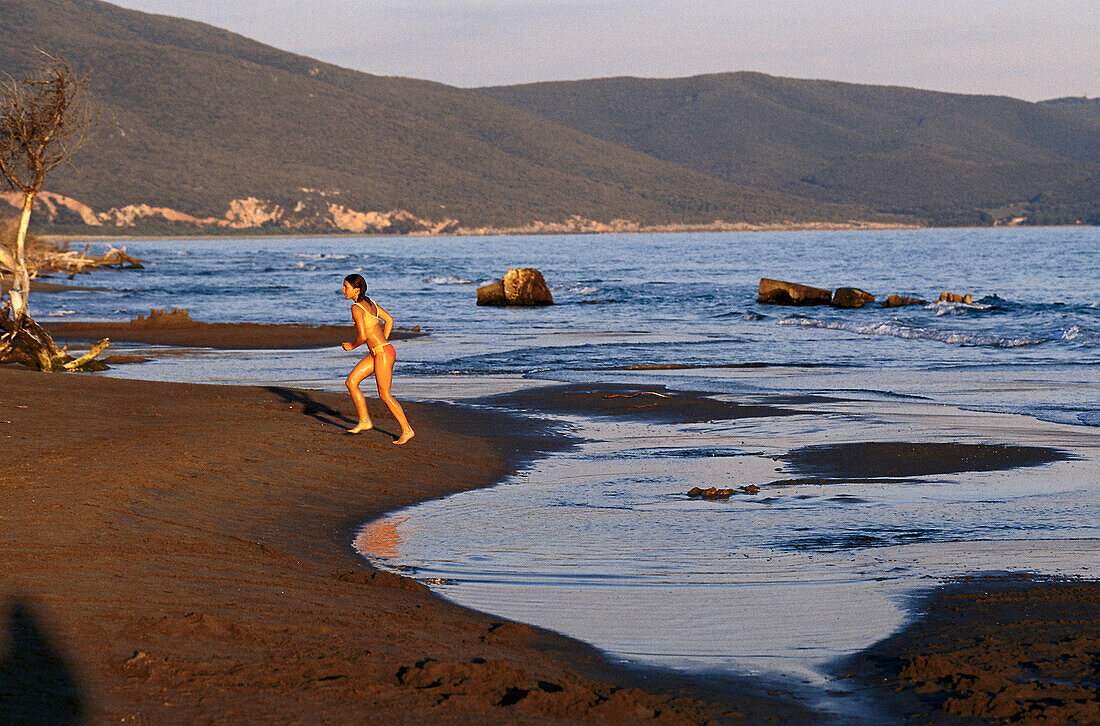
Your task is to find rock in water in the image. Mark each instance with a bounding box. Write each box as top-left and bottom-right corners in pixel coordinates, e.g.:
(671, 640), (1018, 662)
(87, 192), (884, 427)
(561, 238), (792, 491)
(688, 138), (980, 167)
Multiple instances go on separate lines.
(938, 292), (973, 304)
(881, 294), (928, 308)
(832, 287), (876, 309)
(757, 278), (832, 306)
(503, 268), (553, 306)
(687, 486), (733, 499)
(475, 280), (506, 306)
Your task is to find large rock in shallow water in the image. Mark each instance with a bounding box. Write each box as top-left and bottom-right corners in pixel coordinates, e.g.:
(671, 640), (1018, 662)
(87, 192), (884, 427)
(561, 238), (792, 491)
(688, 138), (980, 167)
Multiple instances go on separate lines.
(476, 280), (506, 306)
(757, 278), (832, 306)
(476, 268), (554, 306)
(832, 287), (876, 309)
(503, 268), (553, 305)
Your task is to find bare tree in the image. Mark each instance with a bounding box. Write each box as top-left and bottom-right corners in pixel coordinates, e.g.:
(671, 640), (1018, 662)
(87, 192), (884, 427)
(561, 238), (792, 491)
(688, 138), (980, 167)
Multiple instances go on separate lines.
(0, 51), (106, 371)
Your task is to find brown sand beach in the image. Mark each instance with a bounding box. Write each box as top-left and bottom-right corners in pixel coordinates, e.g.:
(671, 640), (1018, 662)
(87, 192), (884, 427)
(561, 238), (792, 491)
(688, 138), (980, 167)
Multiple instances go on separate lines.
(4, 278), (425, 351)
(43, 311), (424, 350)
(843, 575), (1100, 724)
(2, 371), (1097, 723)
(0, 368), (817, 724)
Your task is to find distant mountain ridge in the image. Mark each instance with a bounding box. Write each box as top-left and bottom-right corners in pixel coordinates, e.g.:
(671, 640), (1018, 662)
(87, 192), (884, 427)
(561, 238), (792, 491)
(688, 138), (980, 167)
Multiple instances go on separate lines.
(0, 0), (1096, 233)
(1, 0), (864, 233)
(1039, 97), (1100, 120)
(478, 74), (1100, 226)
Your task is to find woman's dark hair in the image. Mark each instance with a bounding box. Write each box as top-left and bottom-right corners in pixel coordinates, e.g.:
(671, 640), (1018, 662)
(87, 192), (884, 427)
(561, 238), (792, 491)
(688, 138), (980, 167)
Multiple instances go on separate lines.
(344, 273), (368, 302)
(344, 273), (377, 312)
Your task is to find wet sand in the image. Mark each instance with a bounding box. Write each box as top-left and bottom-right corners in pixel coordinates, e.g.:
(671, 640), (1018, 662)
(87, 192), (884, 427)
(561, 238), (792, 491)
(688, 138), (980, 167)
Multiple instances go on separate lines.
(776, 435), (1098, 721)
(44, 318), (423, 350)
(474, 383), (1100, 724)
(0, 368), (810, 724)
(475, 382), (807, 423)
(783, 441), (1073, 480)
(841, 575), (1100, 724)
(2, 372), (1096, 724)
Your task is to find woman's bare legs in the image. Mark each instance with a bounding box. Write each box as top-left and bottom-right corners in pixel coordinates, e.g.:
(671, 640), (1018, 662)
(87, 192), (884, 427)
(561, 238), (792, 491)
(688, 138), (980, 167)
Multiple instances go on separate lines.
(345, 355), (375, 433)
(374, 347), (414, 445)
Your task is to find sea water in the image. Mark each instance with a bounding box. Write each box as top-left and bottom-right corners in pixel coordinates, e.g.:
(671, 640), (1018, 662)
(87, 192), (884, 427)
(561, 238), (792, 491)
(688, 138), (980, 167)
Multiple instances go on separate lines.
(34, 227), (1100, 687)
(41, 227), (1100, 416)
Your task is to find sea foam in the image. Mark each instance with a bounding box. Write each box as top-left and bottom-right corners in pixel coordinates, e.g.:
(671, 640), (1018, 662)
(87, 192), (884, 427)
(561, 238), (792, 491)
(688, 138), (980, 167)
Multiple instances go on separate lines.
(778, 317), (1045, 348)
(423, 276), (473, 285)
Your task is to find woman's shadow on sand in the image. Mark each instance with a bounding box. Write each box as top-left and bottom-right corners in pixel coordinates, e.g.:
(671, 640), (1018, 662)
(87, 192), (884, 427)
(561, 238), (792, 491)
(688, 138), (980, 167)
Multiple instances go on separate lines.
(264, 387), (397, 439)
(0, 598), (84, 725)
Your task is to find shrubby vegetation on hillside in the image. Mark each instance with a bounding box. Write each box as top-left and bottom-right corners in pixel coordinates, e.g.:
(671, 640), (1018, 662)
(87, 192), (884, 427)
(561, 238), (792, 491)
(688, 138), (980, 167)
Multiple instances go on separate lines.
(1, 0), (1095, 232)
(480, 74), (1100, 227)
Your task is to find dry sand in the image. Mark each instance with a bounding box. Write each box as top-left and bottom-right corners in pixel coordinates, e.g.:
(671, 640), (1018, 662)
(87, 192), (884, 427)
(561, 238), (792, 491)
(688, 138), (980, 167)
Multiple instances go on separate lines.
(1, 372), (1096, 724)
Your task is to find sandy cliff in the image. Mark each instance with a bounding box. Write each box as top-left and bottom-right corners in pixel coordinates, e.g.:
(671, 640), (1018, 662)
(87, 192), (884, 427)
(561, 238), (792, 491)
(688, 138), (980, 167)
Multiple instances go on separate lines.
(0, 191), (458, 235)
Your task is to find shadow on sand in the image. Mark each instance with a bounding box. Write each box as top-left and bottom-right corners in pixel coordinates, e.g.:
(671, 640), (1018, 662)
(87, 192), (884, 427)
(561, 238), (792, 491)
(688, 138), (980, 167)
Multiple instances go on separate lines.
(0, 598), (84, 725)
(264, 386), (396, 439)
(266, 386), (355, 429)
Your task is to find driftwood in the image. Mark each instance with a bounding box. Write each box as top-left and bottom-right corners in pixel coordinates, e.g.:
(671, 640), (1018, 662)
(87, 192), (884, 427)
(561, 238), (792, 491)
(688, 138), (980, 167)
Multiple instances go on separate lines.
(0, 242), (144, 282)
(61, 244), (144, 278)
(0, 299), (109, 371)
(62, 338), (110, 370)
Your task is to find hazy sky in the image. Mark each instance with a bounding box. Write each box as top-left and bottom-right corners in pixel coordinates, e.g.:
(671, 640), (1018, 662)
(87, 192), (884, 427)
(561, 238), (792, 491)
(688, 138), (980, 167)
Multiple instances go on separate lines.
(110, 1), (1098, 101)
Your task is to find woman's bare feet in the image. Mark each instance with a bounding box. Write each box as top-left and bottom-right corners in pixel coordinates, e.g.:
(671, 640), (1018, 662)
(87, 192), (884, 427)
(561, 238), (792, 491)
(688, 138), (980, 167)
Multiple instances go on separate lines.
(394, 429), (415, 445)
(347, 421), (374, 434)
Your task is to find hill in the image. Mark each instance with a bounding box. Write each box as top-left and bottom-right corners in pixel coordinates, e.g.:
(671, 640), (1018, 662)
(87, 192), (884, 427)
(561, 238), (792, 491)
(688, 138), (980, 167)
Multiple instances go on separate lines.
(2, 2), (1095, 233)
(1039, 97), (1100, 120)
(0, 0), (867, 233)
(479, 74), (1100, 226)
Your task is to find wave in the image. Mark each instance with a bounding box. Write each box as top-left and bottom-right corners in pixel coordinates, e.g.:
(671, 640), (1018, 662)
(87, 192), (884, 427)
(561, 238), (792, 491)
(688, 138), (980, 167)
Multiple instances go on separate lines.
(260, 264), (320, 272)
(568, 285), (601, 295)
(1062, 325), (1100, 345)
(296, 253), (350, 261)
(928, 301), (994, 316)
(422, 276), (473, 285)
(1079, 411), (1100, 426)
(778, 316), (1046, 348)
(590, 446), (760, 460)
